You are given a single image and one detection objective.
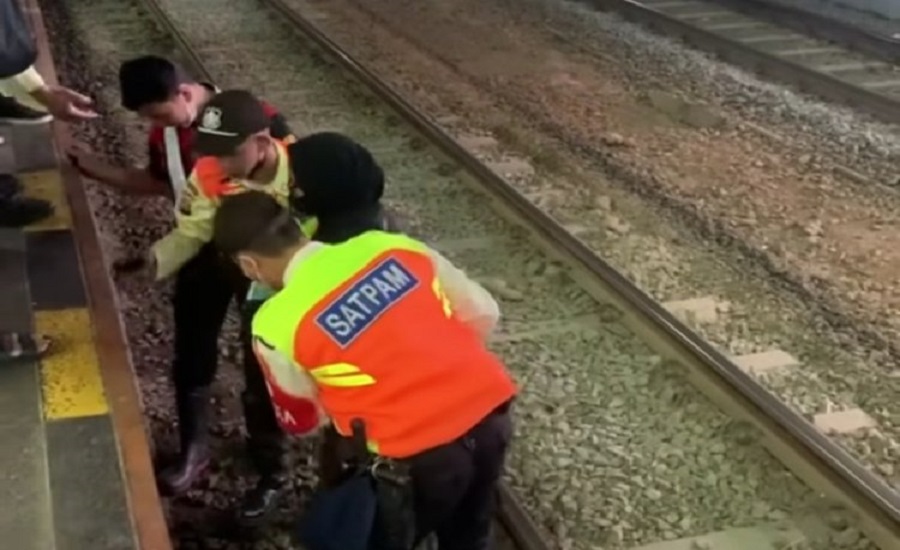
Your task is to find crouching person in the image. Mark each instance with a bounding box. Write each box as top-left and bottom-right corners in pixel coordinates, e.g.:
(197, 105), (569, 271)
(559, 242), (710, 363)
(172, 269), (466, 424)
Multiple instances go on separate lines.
(252, 131), (406, 489)
(212, 191), (517, 550)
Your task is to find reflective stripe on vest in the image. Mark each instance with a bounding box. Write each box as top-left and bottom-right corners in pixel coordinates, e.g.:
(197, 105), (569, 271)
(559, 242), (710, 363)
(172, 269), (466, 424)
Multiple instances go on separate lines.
(163, 127), (187, 205)
(252, 231), (516, 458)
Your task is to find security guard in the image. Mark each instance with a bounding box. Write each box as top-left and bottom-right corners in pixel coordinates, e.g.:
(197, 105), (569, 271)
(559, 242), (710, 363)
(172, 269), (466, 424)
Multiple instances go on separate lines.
(283, 132), (403, 488)
(212, 191), (517, 549)
(154, 88), (310, 279)
(147, 88), (302, 520)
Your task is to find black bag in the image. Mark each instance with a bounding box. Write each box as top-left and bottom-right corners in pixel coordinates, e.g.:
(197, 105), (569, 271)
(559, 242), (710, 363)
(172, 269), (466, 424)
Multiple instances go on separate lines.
(369, 458), (416, 550)
(296, 419), (417, 550)
(296, 473), (379, 550)
(0, 0), (38, 78)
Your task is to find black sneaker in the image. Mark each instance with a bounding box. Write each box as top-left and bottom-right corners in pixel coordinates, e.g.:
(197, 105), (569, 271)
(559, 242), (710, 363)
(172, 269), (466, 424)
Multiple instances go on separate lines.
(239, 475), (285, 524)
(0, 197), (53, 227)
(0, 95), (52, 125)
(0, 174), (22, 201)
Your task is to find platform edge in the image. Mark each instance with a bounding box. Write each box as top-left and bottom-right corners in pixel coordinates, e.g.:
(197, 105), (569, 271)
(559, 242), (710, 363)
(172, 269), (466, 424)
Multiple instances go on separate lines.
(22, 0), (172, 548)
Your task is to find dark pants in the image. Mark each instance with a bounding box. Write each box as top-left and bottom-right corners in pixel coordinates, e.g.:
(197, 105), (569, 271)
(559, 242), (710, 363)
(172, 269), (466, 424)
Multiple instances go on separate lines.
(171, 243), (283, 472)
(408, 404), (513, 550)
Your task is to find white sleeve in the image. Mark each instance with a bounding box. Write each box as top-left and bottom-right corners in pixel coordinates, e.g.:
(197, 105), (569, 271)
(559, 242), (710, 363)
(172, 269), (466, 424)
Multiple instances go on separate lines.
(0, 66), (45, 98)
(252, 338), (330, 436)
(428, 247), (500, 340)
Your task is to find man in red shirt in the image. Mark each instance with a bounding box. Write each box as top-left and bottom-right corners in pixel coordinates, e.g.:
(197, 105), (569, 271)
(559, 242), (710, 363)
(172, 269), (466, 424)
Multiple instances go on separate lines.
(67, 56), (292, 521)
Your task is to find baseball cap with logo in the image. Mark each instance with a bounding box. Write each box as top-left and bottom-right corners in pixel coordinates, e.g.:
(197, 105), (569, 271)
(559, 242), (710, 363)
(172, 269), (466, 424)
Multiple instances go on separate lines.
(194, 89), (270, 157)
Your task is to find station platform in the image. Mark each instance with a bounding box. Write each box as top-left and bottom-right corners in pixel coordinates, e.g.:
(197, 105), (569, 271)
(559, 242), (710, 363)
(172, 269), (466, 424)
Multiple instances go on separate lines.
(0, 121), (141, 548)
(0, 6), (176, 544)
(0, 2), (173, 549)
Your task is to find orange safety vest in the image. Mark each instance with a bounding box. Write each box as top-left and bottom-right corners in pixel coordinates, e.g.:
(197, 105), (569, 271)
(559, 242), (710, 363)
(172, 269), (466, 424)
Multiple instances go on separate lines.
(193, 139), (291, 200)
(252, 231), (516, 458)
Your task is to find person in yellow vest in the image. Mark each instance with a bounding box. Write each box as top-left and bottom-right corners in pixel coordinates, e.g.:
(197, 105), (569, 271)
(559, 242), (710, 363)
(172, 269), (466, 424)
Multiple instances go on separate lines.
(151, 89), (311, 280)
(212, 190), (517, 550)
(147, 89), (309, 520)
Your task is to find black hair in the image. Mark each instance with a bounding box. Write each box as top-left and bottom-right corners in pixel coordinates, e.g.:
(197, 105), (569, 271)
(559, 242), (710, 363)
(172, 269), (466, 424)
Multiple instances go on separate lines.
(118, 56), (193, 111)
(213, 191), (302, 257)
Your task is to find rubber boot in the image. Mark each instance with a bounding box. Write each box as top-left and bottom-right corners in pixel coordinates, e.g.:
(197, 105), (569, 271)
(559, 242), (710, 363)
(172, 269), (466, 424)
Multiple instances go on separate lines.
(158, 387), (212, 495)
(239, 390), (287, 523)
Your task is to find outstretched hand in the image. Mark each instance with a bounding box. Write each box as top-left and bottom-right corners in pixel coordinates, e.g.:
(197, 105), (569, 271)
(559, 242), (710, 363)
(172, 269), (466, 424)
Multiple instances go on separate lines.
(30, 85), (98, 122)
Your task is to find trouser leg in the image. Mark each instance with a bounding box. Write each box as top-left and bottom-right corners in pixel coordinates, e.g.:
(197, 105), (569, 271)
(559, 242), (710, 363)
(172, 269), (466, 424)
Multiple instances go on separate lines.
(434, 410), (513, 550)
(409, 407), (513, 550)
(159, 245), (236, 494)
(238, 297), (288, 522)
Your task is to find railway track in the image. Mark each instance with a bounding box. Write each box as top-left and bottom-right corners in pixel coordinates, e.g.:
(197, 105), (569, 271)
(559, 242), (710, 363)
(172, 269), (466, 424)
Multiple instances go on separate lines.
(44, 0), (900, 548)
(579, 0), (900, 123)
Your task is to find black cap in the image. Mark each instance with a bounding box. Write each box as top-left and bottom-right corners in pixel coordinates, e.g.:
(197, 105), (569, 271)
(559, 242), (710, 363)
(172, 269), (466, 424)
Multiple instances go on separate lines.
(287, 132), (384, 217)
(194, 90), (269, 156)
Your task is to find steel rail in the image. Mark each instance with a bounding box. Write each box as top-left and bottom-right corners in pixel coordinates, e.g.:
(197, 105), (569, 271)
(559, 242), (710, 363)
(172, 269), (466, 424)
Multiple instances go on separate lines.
(258, 0), (900, 548)
(138, 0), (900, 547)
(136, 0), (553, 548)
(136, 0), (554, 547)
(578, 0), (900, 123)
(26, 0), (173, 548)
(708, 0), (900, 64)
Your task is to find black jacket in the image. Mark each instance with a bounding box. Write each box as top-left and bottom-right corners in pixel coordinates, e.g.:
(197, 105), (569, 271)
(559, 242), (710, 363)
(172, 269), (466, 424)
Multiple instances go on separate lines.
(0, 0), (38, 78)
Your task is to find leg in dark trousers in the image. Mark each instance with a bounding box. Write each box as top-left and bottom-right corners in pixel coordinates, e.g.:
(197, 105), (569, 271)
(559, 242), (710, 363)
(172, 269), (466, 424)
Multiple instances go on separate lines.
(159, 244), (240, 494)
(238, 298), (287, 521)
(409, 407), (513, 550)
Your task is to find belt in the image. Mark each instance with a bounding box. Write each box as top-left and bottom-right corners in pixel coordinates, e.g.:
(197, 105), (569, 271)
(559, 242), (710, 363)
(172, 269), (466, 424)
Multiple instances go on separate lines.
(329, 399), (514, 465)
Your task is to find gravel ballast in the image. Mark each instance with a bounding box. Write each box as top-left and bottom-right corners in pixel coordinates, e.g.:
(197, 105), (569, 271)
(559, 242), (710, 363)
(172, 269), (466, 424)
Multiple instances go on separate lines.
(275, 0), (900, 495)
(36, 0), (869, 548)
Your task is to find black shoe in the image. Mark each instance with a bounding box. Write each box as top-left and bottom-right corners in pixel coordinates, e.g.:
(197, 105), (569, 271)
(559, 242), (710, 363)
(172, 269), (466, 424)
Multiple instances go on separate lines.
(0, 174), (22, 201)
(0, 95), (52, 125)
(158, 387), (212, 495)
(0, 197), (52, 227)
(239, 475), (285, 523)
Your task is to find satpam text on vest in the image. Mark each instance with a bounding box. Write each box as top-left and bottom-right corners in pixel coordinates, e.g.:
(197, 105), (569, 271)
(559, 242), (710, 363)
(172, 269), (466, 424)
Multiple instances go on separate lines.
(316, 258), (419, 347)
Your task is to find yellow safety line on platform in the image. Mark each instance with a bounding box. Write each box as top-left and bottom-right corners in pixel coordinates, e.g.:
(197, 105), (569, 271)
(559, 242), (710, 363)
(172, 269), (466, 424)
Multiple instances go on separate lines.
(35, 308), (109, 419)
(21, 170), (71, 232)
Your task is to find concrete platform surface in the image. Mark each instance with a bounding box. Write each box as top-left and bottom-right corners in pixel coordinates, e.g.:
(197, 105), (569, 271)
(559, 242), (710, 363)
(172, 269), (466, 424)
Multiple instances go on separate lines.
(0, 123), (135, 550)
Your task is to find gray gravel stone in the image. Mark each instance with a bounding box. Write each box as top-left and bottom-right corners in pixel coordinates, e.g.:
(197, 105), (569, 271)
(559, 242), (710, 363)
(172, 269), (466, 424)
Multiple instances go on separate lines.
(46, 0), (881, 547)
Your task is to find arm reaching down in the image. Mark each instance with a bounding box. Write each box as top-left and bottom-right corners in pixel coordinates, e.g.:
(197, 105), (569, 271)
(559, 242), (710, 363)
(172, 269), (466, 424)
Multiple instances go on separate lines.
(428, 247), (500, 340)
(150, 173), (216, 280)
